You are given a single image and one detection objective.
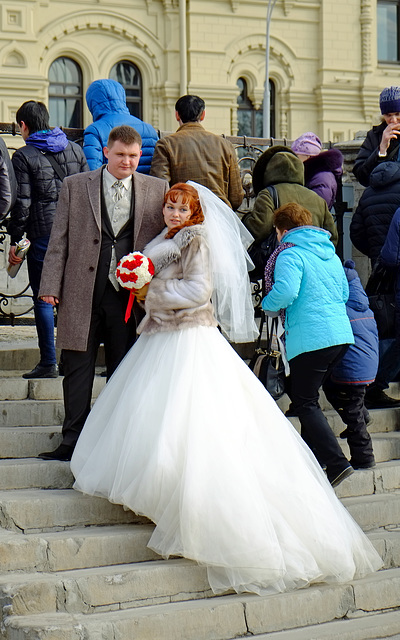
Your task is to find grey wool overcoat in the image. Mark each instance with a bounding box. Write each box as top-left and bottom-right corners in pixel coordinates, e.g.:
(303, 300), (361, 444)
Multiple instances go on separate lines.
(39, 167), (168, 351)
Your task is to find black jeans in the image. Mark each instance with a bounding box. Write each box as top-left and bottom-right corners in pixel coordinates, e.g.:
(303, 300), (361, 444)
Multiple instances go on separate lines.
(61, 282), (136, 447)
(287, 345), (351, 483)
(323, 380), (375, 467)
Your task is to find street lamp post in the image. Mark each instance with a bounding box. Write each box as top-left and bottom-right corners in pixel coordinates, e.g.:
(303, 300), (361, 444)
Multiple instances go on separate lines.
(263, 0), (278, 139)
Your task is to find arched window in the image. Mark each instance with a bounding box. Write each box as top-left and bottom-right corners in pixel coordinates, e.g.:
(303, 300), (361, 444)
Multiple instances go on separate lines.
(378, 1), (400, 62)
(48, 57), (83, 128)
(109, 61), (142, 119)
(236, 78), (275, 138)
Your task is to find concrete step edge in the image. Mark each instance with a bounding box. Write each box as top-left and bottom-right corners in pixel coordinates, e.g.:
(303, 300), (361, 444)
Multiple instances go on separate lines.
(3, 568), (400, 640)
(233, 610), (400, 640)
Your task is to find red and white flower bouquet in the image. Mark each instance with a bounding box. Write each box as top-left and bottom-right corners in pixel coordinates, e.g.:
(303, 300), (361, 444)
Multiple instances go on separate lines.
(116, 251), (155, 321)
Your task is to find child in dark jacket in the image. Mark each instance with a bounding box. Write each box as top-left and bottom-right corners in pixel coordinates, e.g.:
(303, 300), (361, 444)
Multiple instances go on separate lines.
(323, 260), (378, 469)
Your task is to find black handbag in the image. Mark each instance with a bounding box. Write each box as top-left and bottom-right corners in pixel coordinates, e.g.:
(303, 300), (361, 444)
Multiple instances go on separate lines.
(247, 185), (279, 282)
(249, 313), (286, 400)
(365, 261), (397, 339)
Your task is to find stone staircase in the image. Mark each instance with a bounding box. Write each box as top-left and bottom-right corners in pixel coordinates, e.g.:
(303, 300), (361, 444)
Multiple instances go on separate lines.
(0, 339), (399, 639)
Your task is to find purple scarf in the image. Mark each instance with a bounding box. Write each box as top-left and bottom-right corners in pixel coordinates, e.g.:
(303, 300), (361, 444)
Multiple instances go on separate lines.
(264, 242), (295, 328)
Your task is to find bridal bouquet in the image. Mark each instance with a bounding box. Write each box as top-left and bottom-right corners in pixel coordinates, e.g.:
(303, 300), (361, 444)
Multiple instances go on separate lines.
(116, 251), (155, 321)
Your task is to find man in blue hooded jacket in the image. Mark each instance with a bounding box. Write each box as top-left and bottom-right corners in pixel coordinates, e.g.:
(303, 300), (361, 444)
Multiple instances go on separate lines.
(8, 100), (89, 379)
(83, 79), (157, 174)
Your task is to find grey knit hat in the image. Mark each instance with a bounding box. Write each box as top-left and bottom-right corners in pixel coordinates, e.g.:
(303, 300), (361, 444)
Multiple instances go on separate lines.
(379, 86), (400, 114)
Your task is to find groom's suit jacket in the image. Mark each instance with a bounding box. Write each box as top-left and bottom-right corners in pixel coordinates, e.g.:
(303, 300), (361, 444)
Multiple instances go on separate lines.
(39, 167), (168, 351)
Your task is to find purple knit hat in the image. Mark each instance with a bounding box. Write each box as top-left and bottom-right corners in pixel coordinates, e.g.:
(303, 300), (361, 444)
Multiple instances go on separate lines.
(379, 86), (400, 114)
(291, 132), (322, 156)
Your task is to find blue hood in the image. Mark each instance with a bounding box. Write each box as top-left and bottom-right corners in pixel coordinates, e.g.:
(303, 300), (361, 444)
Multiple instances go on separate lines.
(343, 259), (369, 312)
(25, 127), (69, 153)
(283, 226), (335, 260)
(369, 161), (400, 190)
(86, 79), (130, 121)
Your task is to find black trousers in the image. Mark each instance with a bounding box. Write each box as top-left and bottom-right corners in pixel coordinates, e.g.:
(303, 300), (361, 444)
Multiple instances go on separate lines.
(323, 380), (375, 466)
(287, 344), (351, 483)
(61, 282), (136, 447)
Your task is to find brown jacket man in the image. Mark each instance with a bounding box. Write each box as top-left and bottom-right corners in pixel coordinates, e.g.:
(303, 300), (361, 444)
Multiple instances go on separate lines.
(39, 126), (168, 460)
(150, 95), (244, 210)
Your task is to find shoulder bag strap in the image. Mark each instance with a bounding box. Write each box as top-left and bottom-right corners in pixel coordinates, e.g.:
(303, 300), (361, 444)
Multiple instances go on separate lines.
(41, 151), (67, 182)
(266, 184), (279, 209)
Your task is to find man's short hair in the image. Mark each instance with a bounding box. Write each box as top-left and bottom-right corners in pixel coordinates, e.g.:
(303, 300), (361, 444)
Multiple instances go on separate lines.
(175, 95), (205, 123)
(16, 101), (50, 134)
(107, 125), (142, 148)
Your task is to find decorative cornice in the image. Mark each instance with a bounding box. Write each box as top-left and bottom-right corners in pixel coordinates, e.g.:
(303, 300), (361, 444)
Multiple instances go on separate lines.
(38, 11), (161, 71)
(226, 34), (294, 81)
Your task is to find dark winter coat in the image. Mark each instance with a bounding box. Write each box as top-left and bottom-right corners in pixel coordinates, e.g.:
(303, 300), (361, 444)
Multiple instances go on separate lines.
(353, 121), (400, 187)
(331, 260), (378, 385)
(8, 128), (89, 244)
(304, 148), (343, 210)
(0, 136), (17, 218)
(244, 146), (338, 244)
(380, 207), (400, 334)
(350, 161), (400, 265)
(83, 79), (158, 174)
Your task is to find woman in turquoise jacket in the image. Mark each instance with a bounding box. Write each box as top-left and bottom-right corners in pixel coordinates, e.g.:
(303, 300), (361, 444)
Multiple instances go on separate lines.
(262, 203), (354, 487)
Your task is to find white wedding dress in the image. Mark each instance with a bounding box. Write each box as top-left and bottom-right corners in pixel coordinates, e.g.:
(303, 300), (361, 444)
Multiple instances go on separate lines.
(71, 324), (382, 595)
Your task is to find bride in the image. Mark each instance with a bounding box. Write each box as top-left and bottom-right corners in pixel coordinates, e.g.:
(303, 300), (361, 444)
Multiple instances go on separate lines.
(71, 182), (382, 596)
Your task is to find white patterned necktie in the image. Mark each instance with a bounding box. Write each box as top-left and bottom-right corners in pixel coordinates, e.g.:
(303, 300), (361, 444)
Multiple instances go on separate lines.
(112, 180), (125, 202)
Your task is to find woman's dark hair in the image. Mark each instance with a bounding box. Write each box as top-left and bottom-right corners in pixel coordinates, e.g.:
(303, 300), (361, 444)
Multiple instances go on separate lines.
(164, 183), (204, 238)
(274, 202), (312, 232)
(175, 95), (205, 123)
(16, 101), (50, 134)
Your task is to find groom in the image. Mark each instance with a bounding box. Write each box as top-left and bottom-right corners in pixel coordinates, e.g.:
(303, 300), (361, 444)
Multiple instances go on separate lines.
(38, 125), (168, 460)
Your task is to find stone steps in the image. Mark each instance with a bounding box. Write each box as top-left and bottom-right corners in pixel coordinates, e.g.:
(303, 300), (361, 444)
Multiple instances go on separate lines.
(2, 568), (400, 640)
(0, 485), (399, 535)
(233, 610), (400, 640)
(0, 456), (399, 499)
(0, 342), (399, 639)
(1, 530), (400, 619)
(0, 427), (62, 459)
(0, 489), (148, 533)
(0, 525), (158, 573)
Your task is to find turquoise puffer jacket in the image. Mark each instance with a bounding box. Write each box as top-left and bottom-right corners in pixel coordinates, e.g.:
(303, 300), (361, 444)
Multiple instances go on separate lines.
(83, 79), (158, 174)
(262, 226), (354, 361)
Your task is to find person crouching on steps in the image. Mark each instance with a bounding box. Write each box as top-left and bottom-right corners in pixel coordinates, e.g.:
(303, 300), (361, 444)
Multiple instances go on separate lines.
(323, 260), (378, 470)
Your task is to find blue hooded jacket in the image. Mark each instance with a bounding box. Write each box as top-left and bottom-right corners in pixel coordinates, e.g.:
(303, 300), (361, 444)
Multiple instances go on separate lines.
(331, 261), (378, 385)
(83, 79), (158, 173)
(25, 127), (69, 153)
(262, 226), (354, 361)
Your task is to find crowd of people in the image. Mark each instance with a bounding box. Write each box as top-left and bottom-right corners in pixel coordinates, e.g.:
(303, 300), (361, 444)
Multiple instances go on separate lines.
(1, 83), (399, 596)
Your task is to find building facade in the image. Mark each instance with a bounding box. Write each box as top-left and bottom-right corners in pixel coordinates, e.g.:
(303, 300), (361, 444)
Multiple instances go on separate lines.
(0, 0), (398, 142)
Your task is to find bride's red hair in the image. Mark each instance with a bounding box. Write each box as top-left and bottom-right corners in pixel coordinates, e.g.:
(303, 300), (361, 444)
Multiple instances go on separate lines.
(164, 183), (204, 239)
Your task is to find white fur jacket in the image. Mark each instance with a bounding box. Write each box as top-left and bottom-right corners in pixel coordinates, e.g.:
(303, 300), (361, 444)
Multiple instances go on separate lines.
(137, 224), (218, 335)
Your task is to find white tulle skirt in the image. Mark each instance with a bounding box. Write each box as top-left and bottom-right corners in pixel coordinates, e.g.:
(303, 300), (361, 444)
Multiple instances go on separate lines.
(71, 326), (382, 595)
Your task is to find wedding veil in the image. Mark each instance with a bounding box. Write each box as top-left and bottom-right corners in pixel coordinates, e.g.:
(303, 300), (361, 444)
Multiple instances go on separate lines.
(187, 181), (258, 343)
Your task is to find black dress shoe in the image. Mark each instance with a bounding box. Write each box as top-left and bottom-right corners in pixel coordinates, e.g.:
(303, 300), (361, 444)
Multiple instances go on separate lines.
(38, 444), (74, 461)
(350, 460), (376, 470)
(329, 465), (354, 488)
(364, 388), (400, 409)
(23, 364), (59, 379)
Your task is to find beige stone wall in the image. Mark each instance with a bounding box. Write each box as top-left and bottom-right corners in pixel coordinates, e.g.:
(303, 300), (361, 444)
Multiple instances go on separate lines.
(0, 0), (398, 139)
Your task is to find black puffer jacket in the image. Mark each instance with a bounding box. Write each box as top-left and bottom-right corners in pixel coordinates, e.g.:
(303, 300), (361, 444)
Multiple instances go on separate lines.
(350, 161), (400, 264)
(0, 136), (17, 218)
(353, 121), (400, 187)
(8, 131), (89, 244)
